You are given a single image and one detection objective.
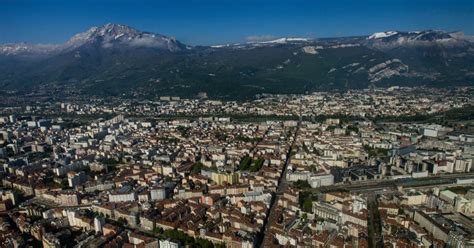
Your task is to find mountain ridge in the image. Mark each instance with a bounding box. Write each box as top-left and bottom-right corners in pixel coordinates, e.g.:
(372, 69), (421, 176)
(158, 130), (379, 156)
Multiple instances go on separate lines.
(1, 24), (473, 99)
(3, 24), (473, 55)
(0, 23), (185, 56)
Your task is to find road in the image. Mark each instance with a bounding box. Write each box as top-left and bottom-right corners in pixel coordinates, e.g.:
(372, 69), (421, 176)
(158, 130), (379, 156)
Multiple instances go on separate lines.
(367, 193), (383, 248)
(258, 123), (299, 248)
(304, 172), (474, 193)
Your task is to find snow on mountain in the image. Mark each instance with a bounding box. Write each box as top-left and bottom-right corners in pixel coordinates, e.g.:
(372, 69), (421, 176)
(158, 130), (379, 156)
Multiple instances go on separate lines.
(64, 23), (184, 51)
(254, 37), (311, 44)
(0, 43), (58, 56)
(210, 44), (230, 48)
(2, 26), (473, 57)
(329, 43), (361, 49)
(368, 31), (398, 40)
(366, 30), (473, 49)
(0, 23), (184, 56)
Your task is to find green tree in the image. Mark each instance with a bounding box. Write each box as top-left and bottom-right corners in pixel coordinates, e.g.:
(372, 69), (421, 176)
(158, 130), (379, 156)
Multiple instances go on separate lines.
(192, 162), (204, 174)
(294, 180), (311, 189)
(238, 156), (252, 171)
(249, 158), (264, 172)
(303, 198), (313, 212)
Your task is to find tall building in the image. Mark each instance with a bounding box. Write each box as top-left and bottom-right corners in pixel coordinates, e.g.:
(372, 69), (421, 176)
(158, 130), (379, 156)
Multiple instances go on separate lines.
(94, 217), (105, 234)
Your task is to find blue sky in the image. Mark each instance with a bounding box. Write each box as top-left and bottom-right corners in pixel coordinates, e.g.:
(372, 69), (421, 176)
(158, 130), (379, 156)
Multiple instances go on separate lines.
(0, 0), (473, 45)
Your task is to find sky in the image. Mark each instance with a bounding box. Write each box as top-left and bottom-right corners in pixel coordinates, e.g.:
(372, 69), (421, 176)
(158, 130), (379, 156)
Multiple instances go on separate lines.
(0, 0), (473, 45)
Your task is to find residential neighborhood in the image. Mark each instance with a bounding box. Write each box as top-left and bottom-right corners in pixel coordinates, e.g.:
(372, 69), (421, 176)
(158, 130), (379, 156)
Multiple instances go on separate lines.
(0, 87), (473, 247)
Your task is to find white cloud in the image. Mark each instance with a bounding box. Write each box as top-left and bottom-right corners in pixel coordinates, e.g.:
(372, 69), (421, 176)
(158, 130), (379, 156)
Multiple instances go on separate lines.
(129, 37), (166, 48)
(245, 35), (277, 42)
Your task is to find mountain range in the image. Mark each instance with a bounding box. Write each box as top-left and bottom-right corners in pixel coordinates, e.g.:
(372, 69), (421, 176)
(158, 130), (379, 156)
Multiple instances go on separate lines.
(1, 23), (473, 99)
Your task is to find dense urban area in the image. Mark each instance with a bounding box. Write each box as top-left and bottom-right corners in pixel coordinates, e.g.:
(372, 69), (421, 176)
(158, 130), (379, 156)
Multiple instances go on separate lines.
(0, 86), (473, 248)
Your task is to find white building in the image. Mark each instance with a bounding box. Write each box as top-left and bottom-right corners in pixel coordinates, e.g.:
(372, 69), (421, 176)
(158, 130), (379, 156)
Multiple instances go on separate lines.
(94, 217), (105, 234)
(286, 171), (308, 182)
(109, 187), (137, 202)
(309, 174), (334, 188)
(159, 239), (180, 248)
(150, 187), (166, 201)
(423, 124), (449, 138)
